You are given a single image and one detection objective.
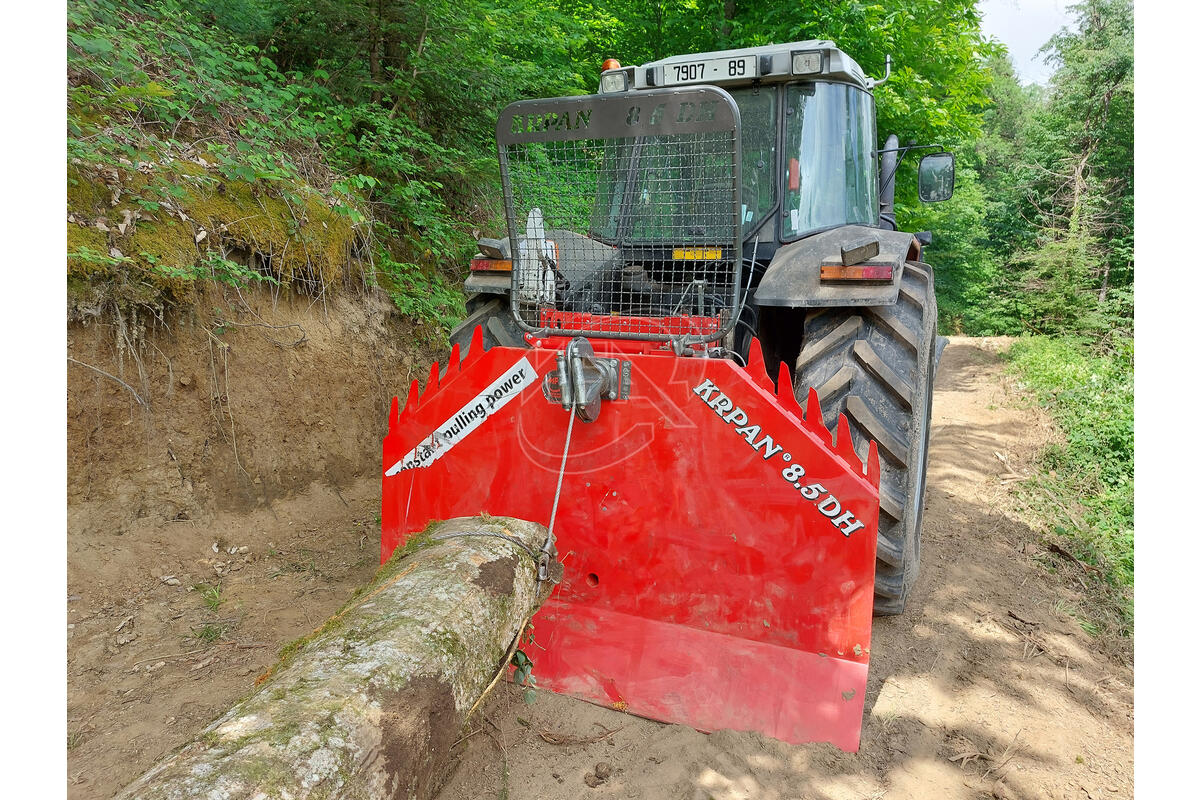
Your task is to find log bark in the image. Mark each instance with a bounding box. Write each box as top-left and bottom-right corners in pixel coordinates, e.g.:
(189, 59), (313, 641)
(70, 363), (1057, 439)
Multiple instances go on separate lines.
(115, 516), (551, 800)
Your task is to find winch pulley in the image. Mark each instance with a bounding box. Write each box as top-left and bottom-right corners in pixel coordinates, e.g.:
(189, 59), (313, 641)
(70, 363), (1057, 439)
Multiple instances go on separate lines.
(541, 337), (631, 423)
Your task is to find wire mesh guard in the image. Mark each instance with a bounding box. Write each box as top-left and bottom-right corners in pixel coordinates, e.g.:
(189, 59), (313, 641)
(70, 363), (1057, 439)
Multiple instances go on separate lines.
(497, 88), (742, 342)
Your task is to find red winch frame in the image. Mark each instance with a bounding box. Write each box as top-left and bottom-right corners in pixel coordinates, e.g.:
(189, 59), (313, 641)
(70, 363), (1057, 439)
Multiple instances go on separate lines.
(381, 326), (880, 751)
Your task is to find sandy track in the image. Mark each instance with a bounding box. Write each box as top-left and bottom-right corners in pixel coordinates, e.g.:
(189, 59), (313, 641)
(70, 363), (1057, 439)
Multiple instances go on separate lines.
(434, 338), (1133, 800)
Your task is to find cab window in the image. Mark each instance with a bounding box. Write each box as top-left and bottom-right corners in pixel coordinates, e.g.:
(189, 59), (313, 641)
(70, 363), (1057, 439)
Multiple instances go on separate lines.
(782, 83), (877, 238)
(727, 87), (777, 231)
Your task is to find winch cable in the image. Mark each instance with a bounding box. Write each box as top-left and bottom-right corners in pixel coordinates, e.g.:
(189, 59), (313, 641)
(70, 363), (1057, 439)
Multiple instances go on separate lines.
(734, 234), (761, 330)
(423, 398), (575, 591)
(544, 406), (576, 560)
(436, 409), (574, 590)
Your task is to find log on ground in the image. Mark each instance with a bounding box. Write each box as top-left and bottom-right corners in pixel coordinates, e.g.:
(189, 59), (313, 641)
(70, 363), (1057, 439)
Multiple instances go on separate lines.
(115, 516), (552, 800)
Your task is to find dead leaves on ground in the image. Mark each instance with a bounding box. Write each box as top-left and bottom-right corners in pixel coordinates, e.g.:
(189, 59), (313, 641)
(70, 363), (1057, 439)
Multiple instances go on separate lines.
(1003, 609), (1049, 660)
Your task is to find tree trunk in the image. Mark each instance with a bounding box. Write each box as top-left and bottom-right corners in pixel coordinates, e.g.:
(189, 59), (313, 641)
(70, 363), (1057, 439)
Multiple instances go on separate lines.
(369, 0), (384, 104)
(114, 516), (551, 800)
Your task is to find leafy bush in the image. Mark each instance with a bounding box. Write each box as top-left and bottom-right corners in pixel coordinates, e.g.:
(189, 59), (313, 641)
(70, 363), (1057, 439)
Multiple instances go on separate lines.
(67, 0), (478, 329)
(373, 252), (466, 338)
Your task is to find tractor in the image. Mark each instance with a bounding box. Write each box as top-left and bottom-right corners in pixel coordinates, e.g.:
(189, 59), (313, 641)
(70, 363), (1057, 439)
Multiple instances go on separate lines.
(382, 41), (954, 751)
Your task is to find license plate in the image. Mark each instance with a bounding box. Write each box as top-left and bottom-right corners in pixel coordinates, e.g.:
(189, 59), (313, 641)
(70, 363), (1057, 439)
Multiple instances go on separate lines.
(665, 56), (758, 85)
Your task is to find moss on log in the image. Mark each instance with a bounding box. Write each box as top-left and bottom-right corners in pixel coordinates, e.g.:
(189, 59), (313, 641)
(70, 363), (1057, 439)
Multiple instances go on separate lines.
(115, 516), (551, 800)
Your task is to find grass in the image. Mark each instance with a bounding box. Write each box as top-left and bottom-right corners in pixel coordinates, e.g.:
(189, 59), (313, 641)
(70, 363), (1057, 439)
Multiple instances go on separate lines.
(1005, 334), (1133, 634)
(193, 582), (224, 612)
(193, 623), (228, 643)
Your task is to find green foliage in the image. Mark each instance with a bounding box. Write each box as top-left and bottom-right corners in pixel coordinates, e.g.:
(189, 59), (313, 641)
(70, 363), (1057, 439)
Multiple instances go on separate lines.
(949, 0), (1133, 338)
(373, 251), (466, 337)
(193, 623), (229, 643)
(904, 165), (1003, 334)
(68, 0), (467, 327)
(1006, 335), (1133, 624)
(511, 649), (534, 684)
(67, 246), (129, 270)
(186, 0), (592, 278)
(193, 582), (226, 612)
(68, 0), (310, 183)
(960, 1), (1135, 629)
(154, 251), (282, 289)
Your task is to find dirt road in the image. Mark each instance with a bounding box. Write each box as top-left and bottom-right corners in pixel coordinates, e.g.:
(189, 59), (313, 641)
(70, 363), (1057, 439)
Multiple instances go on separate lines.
(66, 338), (1133, 799)
(434, 338), (1133, 800)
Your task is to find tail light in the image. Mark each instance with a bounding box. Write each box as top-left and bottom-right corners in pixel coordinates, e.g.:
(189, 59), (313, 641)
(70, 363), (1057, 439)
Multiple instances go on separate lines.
(470, 257), (513, 272)
(820, 264), (894, 282)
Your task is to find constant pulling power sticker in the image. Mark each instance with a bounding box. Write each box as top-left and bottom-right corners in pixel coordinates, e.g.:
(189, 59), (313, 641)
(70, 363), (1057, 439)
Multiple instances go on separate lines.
(386, 357), (536, 475)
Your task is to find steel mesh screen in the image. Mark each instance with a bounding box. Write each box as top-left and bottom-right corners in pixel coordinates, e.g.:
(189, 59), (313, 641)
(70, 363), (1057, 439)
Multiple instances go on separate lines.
(497, 88), (741, 342)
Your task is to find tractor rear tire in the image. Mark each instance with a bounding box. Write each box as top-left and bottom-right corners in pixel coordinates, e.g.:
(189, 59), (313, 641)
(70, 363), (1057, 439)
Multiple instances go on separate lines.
(449, 295), (525, 355)
(793, 262), (939, 616)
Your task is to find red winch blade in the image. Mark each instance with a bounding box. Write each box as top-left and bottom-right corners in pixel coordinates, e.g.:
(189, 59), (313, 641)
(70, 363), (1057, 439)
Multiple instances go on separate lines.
(381, 331), (880, 751)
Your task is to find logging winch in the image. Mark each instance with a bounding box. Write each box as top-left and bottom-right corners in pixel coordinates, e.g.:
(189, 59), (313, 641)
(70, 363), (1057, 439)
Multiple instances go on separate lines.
(382, 40), (953, 751)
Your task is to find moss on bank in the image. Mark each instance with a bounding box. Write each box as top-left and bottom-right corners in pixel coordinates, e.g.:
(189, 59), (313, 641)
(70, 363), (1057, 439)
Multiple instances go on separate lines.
(67, 159), (364, 316)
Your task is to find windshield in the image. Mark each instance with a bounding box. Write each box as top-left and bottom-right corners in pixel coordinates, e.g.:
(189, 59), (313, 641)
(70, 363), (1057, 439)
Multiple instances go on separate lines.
(728, 87), (776, 230)
(589, 89), (773, 244)
(782, 82), (877, 237)
(589, 131), (737, 244)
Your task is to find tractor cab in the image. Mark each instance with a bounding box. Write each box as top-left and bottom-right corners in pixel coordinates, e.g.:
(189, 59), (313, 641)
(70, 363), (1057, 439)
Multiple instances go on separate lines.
(599, 42), (884, 260)
(464, 41), (954, 355)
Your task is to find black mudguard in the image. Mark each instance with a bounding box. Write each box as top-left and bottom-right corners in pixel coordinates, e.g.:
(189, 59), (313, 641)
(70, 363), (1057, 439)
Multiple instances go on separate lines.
(753, 225), (920, 308)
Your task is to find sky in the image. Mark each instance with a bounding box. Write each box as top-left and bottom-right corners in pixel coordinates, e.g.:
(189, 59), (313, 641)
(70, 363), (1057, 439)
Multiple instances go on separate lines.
(978, 0), (1076, 84)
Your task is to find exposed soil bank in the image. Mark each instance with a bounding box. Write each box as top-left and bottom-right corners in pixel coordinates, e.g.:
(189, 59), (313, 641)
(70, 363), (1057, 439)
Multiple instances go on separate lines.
(66, 285), (437, 798)
(67, 285), (436, 532)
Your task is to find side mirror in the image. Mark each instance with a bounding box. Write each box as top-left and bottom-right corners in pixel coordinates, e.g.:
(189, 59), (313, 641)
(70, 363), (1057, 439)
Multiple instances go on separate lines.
(917, 152), (955, 203)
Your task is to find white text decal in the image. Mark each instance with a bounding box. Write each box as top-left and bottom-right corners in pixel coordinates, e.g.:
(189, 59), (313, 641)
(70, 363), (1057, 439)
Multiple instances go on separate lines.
(387, 357), (536, 475)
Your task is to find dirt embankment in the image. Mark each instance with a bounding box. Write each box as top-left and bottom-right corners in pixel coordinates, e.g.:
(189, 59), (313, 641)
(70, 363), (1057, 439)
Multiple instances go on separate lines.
(67, 286), (438, 530)
(67, 335), (1133, 800)
(66, 285), (438, 798)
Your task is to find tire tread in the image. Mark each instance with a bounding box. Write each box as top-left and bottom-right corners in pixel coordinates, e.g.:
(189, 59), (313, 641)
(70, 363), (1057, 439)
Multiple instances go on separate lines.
(793, 263), (938, 615)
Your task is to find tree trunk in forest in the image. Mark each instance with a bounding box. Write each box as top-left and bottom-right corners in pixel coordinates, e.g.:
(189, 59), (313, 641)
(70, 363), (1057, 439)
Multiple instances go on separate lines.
(369, 0), (384, 104)
(114, 516), (552, 800)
